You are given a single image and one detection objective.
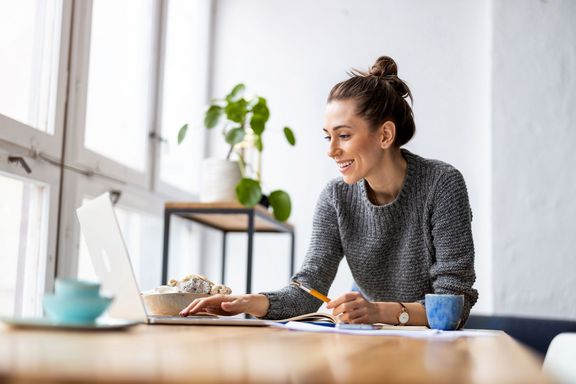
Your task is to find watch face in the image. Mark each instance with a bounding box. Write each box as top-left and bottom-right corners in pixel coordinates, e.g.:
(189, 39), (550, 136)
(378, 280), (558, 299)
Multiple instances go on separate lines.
(399, 311), (410, 324)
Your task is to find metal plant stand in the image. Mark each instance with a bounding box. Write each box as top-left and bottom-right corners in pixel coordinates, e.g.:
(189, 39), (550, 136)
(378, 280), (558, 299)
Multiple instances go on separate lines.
(161, 202), (295, 294)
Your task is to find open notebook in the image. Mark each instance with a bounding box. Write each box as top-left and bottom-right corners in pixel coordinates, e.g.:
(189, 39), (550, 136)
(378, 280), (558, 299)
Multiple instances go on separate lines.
(275, 312), (340, 323)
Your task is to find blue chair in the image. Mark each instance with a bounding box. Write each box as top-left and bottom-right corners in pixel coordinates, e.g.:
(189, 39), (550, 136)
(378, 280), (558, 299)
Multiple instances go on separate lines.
(464, 314), (576, 357)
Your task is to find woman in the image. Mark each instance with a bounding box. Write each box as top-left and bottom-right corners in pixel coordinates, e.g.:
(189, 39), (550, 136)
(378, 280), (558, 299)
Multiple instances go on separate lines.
(181, 56), (478, 326)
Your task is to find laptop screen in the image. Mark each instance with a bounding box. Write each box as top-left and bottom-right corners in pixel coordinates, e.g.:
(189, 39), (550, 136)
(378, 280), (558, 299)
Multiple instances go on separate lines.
(76, 193), (148, 322)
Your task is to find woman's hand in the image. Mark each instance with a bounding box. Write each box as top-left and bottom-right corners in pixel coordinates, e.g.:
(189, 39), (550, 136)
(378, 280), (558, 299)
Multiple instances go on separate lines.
(179, 294), (269, 318)
(326, 292), (381, 324)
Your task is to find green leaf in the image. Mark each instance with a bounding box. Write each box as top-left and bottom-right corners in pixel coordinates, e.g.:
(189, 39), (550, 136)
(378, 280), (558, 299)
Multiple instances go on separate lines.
(251, 97), (270, 122)
(254, 135), (263, 152)
(250, 115), (266, 135)
(226, 83), (246, 102)
(225, 98), (248, 123)
(204, 105), (223, 128)
(225, 127), (246, 146)
(283, 127), (296, 146)
(268, 190), (291, 221)
(177, 124), (188, 144)
(236, 178), (262, 207)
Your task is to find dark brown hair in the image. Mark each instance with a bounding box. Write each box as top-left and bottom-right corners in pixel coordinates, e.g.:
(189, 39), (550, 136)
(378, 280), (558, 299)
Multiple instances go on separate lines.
(328, 56), (415, 146)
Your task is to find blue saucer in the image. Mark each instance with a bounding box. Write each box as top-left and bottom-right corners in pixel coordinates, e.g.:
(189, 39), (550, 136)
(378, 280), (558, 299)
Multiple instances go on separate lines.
(43, 294), (113, 324)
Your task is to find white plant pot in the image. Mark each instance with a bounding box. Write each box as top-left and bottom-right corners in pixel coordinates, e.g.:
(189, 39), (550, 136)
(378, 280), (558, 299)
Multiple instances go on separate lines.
(199, 158), (242, 203)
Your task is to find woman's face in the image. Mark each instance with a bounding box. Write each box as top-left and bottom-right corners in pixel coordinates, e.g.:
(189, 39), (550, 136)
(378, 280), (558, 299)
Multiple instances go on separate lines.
(323, 99), (385, 185)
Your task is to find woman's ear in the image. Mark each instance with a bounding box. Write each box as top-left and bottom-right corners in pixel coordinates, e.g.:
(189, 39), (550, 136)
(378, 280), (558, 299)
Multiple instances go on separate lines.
(379, 121), (396, 149)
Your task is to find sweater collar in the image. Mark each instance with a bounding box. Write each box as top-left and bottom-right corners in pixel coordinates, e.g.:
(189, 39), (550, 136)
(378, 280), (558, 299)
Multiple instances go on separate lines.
(359, 148), (416, 209)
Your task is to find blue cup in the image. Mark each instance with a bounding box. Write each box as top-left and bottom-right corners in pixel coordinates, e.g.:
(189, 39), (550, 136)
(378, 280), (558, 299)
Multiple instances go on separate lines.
(425, 294), (464, 330)
(43, 278), (112, 324)
(55, 278), (101, 299)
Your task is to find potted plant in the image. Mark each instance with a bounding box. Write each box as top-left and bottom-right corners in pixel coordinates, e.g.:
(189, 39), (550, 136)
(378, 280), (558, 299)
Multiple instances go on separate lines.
(178, 83), (296, 222)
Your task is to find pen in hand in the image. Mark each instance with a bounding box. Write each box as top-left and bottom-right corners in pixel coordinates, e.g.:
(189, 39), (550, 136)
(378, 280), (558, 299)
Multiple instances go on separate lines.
(291, 280), (331, 303)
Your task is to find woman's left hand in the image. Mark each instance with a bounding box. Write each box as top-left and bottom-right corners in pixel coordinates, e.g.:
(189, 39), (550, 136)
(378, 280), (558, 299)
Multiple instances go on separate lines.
(326, 292), (380, 324)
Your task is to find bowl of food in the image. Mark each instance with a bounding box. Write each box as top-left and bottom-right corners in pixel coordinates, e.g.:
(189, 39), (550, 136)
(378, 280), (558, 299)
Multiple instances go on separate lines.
(141, 292), (209, 316)
(141, 274), (232, 316)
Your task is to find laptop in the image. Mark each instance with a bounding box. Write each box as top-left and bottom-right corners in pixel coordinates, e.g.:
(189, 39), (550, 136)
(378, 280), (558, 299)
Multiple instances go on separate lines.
(76, 192), (272, 326)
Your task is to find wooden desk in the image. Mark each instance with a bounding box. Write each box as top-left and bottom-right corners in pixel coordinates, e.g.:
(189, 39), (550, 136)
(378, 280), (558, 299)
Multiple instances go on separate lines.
(0, 324), (552, 383)
(162, 202), (295, 293)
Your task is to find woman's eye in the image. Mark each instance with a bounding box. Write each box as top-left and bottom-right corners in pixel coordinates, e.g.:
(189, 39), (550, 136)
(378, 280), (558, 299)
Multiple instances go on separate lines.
(339, 134), (350, 139)
(323, 136), (331, 141)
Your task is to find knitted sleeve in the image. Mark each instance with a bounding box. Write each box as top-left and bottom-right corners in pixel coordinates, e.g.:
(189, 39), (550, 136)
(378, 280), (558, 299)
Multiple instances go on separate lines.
(259, 181), (344, 320)
(428, 169), (479, 325)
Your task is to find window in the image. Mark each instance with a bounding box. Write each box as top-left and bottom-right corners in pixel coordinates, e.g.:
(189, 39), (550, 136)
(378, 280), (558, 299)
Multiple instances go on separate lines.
(0, 0), (208, 317)
(77, 196), (197, 292)
(83, 0), (156, 172)
(0, 172), (49, 317)
(157, 0), (211, 194)
(0, 0), (62, 134)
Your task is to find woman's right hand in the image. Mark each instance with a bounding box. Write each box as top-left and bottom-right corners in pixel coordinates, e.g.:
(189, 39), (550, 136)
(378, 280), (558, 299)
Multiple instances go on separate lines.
(179, 294), (269, 318)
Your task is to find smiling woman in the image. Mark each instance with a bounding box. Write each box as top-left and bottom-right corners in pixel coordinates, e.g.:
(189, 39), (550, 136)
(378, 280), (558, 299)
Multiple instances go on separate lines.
(179, 56), (478, 328)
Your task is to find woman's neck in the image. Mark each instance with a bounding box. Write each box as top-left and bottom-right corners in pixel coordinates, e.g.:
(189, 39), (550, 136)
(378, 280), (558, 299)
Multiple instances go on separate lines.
(365, 148), (407, 205)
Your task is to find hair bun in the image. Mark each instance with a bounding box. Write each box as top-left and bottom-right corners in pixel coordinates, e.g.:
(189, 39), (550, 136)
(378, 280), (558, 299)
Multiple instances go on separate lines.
(369, 56), (398, 77)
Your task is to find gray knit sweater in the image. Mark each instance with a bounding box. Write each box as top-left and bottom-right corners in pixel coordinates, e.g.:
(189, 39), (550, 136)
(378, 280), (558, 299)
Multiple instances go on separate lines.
(262, 149), (478, 324)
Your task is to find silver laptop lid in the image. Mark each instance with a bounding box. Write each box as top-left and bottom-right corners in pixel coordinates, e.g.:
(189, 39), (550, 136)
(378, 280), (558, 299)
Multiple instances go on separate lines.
(76, 193), (148, 322)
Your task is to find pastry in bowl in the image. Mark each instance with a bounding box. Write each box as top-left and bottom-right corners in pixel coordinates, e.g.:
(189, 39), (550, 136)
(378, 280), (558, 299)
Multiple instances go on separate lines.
(141, 274), (232, 316)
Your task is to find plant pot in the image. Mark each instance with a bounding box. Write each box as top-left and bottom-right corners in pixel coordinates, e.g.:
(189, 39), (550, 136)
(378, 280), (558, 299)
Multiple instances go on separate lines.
(199, 158), (242, 203)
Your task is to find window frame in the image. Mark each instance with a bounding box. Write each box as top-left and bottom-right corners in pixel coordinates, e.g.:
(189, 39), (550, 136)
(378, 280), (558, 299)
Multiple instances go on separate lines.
(152, 0), (213, 199)
(0, 143), (60, 316)
(0, 0), (72, 160)
(64, 0), (163, 188)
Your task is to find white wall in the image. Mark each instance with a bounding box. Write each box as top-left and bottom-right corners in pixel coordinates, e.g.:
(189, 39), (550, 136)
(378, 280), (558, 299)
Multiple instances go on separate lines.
(492, 0), (576, 319)
(204, 0), (493, 313)
(203, 0), (576, 319)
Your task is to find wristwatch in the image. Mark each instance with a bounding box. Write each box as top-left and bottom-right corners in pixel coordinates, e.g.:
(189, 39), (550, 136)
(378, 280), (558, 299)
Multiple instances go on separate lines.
(397, 302), (409, 325)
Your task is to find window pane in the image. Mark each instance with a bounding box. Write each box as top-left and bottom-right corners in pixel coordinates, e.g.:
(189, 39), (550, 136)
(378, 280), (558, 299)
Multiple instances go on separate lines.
(84, 0), (154, 171)
(78, 201), (163, 291)
(77, 200), (198, 292)
(0, 0), (62, 133)
(0, 173), (48, 317)
(159, 0), (211, 193)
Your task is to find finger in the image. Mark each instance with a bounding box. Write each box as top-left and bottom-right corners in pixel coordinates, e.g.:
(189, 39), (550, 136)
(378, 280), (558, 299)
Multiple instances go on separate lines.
(182, 295), (225, 316)
(327, 292), (361, 309)
(179, 298), (203, 316)
(331, 299), (362, 317)
(347, 308), (368, 323)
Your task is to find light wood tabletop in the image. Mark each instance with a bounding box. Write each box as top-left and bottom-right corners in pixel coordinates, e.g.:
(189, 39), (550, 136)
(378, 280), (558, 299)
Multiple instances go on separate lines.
(0, 323), (552, 384)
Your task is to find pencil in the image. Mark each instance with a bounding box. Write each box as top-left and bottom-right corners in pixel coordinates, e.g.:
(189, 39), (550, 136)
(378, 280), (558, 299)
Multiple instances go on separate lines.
(291, 280), (331, 303)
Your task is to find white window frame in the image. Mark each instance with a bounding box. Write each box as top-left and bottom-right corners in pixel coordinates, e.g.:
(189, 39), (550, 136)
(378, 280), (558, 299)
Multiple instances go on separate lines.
(0, 143), (60, 316)
(56, 171), (165, 278)
(0, 0), (72, 160)
(152, 0), (213, 200)
(64, 0), (162, 188)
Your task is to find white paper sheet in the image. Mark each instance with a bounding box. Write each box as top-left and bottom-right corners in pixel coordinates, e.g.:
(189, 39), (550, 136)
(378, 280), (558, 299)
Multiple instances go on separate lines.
(278, 321), (498, 339)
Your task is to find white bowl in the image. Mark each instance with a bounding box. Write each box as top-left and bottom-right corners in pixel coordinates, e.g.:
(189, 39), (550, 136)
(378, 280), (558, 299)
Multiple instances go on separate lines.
(141, 292), (209, 316)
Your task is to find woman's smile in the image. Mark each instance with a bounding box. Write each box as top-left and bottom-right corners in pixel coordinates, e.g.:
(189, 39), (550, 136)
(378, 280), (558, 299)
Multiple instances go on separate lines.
(337, 159), (355, 173)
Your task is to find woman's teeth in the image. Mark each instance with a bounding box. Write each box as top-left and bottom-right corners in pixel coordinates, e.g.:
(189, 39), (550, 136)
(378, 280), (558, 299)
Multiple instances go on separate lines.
(338, 160), (353, 169)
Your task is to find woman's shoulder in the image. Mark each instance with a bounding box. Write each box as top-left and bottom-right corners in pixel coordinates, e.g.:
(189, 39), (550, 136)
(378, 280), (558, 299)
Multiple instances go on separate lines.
(405, 149), (465, 183)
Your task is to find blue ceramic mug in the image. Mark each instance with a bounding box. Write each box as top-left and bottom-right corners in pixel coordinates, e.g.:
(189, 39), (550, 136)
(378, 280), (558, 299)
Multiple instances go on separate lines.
(43, 278), (112, 324)
(425, 294), (464, 330)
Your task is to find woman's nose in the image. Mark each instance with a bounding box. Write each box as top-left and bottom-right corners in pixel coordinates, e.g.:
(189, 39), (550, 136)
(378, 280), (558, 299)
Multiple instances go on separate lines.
(327, 141), (342, 158)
